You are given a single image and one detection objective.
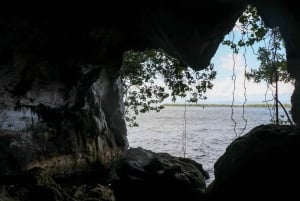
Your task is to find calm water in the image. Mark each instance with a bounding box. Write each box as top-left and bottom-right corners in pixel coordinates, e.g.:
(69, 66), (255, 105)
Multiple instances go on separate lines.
(127, 106), (279, 183)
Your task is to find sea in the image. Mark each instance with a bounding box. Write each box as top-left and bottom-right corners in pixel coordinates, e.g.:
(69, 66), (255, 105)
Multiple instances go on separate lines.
(127, 105), (285, 184)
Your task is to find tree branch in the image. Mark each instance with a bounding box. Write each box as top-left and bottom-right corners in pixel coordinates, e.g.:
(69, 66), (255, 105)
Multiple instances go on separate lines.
(278, 100), (294, 125)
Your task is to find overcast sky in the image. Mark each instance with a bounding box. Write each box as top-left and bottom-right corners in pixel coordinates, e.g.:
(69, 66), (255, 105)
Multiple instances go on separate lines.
(204, 29), (294, 104)
(163, 27), (294, 105)
(205, 51), (294, 104)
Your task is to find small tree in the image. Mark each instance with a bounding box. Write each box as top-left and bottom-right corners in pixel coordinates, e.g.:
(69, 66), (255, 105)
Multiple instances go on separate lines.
(244, 28), (294, 125)
(223, 5), (294, 125)
(121, 49), (216, 127)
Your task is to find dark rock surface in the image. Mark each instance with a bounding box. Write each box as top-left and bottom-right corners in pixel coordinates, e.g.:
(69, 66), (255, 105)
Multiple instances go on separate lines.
(112, 147), (209, 201)
(0, 168), (115, 201)
(206, 124), (300, 200)
(0, 67), (126, 176)
(1, 1), (300, 200)
(0, 0), (245, 180)
(2, 1), (300, 177)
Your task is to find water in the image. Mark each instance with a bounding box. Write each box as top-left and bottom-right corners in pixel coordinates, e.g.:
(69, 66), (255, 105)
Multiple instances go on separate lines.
(127, 106), (279, 183)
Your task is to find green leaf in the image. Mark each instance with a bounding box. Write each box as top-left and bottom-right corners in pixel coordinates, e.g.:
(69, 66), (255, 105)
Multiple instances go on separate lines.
(121, 49), (217, 127)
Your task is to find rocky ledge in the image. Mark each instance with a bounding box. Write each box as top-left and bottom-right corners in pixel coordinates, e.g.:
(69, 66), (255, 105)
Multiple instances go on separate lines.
(112, 147), (209, 201)
(0, 147), (208, 201)
(0, 167), (116, 201)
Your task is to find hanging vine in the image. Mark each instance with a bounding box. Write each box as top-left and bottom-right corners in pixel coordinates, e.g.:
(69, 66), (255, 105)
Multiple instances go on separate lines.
(264, 83), (275, 120)
(240, 33), (248, 136)
(223, 5), (294, 127)
(229, 31), (238, 137)
(182, 98), (187, 158)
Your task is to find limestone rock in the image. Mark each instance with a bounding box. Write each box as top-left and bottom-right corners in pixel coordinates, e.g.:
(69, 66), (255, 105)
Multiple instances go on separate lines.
(0, 68), (127, 177)
(0, 0), (244, 183)
(206, 124), (300, 200)
(0, 168), (115, 201)
(112, 147), (209, 201)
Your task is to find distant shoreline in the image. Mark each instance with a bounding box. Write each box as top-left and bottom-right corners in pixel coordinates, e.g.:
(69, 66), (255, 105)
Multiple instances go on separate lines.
(163, 103), (292, 108)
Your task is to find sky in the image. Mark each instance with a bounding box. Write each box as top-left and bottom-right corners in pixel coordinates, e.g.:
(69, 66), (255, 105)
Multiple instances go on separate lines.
(202, 28), (294, 105)
(153, 21), (295, 105)
(163, 24), (294, 105)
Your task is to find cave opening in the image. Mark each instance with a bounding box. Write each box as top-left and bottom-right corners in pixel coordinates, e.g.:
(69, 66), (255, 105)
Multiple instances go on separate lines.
(1, 1), (300, 200)
(126, 4), (294, 185)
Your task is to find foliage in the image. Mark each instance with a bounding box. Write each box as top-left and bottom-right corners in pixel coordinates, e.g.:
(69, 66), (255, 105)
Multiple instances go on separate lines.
(223, 5), (292, 84)
(223, 5), (267, 54)
(121, 49), (216, 126)
(245, 28), (293, 85)
(223, 5), (294, 125)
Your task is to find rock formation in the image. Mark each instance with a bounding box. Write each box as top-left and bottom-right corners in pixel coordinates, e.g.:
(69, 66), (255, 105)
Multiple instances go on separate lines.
(0, 1), (245, 176)
(112, 147), (209, 201)
(1, 1), (300, 200)
(0, 167), (116, 201)
(206, 124), (300, 200)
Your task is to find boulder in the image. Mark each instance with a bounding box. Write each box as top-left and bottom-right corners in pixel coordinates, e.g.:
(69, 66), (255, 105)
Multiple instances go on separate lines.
(112, 147), (209, 201)
(206, 124), (300, 200)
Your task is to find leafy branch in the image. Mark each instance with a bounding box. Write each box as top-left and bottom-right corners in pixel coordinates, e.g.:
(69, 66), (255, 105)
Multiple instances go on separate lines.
(223, 5), (294, 125)
(121, 49), (216, 127)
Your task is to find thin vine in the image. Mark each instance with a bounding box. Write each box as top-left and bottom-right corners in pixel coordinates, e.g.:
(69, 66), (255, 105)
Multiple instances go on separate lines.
(182, 98), (187, 158)
(229, 31), (238, 137)
(224, 5), (294, 127)
(264, 83), (274, 121)
(240, 33), (248, 136)
(122, 49), (216, 127)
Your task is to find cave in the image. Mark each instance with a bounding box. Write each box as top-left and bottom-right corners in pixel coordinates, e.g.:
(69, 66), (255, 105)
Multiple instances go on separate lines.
(1, 1), (300, 201)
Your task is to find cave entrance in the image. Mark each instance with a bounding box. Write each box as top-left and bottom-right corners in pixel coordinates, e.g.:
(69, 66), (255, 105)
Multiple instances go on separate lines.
(125, 5), (294, 183)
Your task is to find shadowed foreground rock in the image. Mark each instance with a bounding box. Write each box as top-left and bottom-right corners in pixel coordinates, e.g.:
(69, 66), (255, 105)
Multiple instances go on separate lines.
(206, 124), (300, 201)
(0, 168), (115, 201)
(112, 147), (209, 201)
(0, 147), (208, 201)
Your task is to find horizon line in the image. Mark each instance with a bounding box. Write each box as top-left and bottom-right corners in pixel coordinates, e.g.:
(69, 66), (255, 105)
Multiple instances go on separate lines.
(163, 103), (291, 107)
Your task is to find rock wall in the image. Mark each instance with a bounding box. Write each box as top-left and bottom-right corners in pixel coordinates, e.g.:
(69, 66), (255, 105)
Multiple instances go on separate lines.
(0, 1), (246, 176)
(0, 16), (128, 176)
(0, 66), (127, 175)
